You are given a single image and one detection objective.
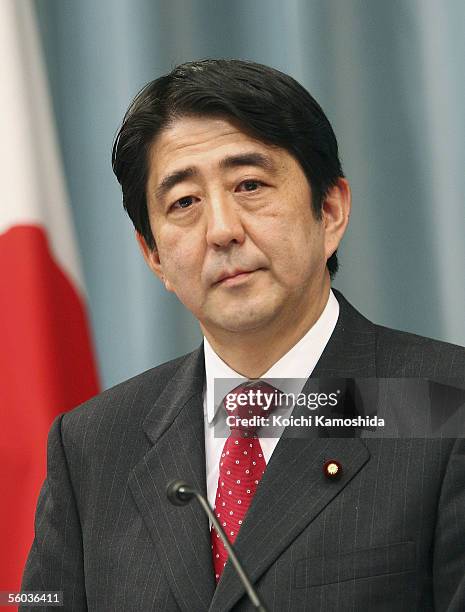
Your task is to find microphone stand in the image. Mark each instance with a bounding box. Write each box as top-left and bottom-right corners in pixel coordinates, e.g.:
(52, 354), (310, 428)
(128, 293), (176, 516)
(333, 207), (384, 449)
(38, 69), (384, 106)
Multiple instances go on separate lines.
(167, 480), (268, 612)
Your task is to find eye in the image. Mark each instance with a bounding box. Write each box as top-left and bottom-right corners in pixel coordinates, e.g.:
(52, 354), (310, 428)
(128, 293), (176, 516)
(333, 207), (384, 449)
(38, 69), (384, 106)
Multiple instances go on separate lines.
(237, 179), (264, 192)
(171, 195), (196, 210)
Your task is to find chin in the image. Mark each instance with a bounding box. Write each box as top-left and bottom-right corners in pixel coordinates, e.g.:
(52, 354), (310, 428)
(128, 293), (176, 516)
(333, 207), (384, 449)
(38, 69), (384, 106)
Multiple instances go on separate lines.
(209, 304), (280, 334)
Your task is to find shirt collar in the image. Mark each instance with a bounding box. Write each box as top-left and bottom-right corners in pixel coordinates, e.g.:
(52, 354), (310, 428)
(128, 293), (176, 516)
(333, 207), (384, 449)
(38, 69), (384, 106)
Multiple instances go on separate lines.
(204, 288), (340, 424)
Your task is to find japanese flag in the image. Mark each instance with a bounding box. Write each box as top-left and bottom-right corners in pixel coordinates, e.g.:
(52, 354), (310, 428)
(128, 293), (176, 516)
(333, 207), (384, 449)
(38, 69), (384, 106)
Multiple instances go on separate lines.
(0, 0), (99, 594)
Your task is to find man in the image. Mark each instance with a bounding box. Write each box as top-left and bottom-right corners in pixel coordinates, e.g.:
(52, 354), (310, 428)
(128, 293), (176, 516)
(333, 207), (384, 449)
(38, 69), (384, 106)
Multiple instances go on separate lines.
(21, 59), (465, 611)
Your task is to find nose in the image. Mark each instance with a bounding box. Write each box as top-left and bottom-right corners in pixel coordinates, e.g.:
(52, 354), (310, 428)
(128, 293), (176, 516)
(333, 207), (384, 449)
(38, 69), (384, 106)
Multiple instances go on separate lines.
(205, 191), (246, 248)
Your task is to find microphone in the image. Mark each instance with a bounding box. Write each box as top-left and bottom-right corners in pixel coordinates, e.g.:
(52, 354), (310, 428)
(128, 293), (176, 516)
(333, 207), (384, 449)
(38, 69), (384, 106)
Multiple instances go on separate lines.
(167, 480), (268, 612)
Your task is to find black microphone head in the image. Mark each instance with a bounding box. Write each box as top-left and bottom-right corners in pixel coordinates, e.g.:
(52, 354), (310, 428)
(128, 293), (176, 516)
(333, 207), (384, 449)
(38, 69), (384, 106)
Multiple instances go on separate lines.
(166, 480), (195, 506)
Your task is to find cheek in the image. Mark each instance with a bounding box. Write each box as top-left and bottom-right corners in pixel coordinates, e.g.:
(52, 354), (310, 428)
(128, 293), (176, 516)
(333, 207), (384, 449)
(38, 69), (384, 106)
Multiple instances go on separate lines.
(156, 228), (203, 283)
(264, 219), (324, 284)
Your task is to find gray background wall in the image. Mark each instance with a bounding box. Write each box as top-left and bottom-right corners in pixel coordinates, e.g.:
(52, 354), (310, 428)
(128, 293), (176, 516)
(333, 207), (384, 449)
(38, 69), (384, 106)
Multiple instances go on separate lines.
(34, 0), (465, 390)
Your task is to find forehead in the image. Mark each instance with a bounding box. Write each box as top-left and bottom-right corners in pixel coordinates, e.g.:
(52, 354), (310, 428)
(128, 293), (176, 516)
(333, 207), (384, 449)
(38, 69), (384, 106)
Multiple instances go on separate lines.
(147, 115), (290, 181)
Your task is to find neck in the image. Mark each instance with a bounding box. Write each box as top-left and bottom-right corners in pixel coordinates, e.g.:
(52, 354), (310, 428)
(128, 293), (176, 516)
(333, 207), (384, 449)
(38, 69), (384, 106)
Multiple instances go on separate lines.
(202, 281), (331, 378)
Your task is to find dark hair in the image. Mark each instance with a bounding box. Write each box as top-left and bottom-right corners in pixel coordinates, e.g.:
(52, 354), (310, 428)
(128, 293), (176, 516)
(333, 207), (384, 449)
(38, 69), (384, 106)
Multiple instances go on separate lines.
(112, 59), (344, 277)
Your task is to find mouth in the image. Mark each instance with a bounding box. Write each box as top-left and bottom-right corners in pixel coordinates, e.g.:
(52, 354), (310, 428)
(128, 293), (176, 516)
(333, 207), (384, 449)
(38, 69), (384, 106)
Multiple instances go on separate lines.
(214, 268), (261, 287)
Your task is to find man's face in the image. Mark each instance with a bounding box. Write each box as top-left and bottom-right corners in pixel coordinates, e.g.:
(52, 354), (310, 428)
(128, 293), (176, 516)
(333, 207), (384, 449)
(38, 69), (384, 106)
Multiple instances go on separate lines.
(141, 115), (337, 337)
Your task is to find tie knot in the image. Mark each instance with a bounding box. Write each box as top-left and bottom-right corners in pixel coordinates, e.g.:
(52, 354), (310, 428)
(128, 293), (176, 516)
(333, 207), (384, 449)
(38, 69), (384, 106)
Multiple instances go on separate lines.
(223, 381), (281, 437)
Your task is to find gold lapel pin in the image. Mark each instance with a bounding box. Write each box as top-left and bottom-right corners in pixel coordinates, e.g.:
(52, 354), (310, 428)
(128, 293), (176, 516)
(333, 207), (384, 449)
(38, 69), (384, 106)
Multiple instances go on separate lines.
(323, 459), (342, 479)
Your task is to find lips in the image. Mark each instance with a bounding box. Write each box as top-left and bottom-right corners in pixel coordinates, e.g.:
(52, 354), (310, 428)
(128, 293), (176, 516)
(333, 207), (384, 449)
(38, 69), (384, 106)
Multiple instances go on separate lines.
(214, 268), (257, 285)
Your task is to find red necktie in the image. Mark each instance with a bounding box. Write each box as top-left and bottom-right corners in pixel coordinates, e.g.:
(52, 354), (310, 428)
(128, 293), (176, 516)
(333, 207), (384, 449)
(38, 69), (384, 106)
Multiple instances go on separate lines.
(211, 381), (279, 582)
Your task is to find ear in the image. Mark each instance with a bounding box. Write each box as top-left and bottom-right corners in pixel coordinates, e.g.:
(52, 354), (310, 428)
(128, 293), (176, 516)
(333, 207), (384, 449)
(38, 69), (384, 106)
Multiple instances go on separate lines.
(321, 177), (351, 260)
(135, 231), (173, 291)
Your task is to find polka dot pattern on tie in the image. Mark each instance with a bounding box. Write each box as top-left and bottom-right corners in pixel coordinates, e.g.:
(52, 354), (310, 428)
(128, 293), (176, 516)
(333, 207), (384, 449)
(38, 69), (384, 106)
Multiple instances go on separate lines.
(211, 381), (280, 582)
(211, 432), (266, 581)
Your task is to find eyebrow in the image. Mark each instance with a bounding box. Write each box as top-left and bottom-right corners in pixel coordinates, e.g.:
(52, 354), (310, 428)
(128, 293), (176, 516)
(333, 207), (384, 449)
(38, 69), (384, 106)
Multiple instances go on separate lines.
(154, 152), (277, 201)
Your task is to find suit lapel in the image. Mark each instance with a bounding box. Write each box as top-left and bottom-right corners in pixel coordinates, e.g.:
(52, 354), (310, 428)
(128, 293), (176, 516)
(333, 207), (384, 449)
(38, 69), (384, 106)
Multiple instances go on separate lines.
(209, 290), (378, 611)
(128, 348), (216, 612)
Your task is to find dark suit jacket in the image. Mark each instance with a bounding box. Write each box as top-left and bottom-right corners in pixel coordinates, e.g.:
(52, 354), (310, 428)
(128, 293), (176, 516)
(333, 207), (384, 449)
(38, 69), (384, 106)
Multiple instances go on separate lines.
(21, 290), (465, 611)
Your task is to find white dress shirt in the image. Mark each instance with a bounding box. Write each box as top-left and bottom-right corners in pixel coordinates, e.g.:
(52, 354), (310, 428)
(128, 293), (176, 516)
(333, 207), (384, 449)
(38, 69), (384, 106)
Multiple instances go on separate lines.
(203, 289), (339, 509)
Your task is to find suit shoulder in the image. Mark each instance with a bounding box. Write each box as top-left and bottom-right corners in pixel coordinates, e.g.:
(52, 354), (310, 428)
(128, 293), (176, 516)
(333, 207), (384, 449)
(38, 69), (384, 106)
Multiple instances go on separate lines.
(61, 351), (194, 432)
(375, 324), (465, 378)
